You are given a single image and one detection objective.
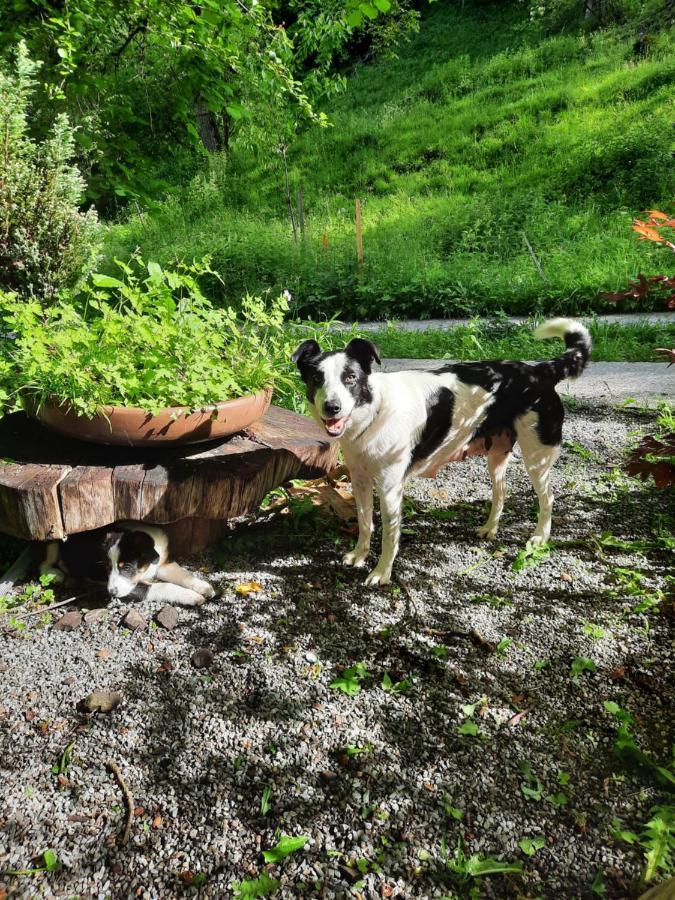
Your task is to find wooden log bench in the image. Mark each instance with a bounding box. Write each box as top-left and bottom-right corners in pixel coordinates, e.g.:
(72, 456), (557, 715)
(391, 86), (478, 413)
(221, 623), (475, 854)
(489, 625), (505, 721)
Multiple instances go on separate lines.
(0, 407), (337, 558)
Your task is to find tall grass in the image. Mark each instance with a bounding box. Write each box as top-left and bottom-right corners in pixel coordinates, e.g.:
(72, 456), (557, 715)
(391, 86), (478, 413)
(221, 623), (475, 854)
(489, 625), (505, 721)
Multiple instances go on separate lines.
(104, 1), (675, 320)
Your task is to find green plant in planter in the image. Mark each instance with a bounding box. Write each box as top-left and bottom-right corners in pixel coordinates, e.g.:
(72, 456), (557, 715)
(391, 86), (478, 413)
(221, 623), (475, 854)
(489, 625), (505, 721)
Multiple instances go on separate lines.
(0, 257), (297, 418)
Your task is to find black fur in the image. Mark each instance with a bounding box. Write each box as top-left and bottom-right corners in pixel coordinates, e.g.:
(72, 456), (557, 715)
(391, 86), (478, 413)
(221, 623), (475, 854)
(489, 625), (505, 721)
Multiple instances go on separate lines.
(117, 530), (160, 575)
(292, 342), (376, 409)
(345, 338), (381, 374)
(409, 387), (454, 469)
(59, 526), (124, 582)
(437, 359), (568, 448)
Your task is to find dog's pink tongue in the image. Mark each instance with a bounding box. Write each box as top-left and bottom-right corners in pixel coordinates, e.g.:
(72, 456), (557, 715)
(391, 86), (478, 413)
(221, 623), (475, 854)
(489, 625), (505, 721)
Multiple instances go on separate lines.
(324, 416), (347, 435)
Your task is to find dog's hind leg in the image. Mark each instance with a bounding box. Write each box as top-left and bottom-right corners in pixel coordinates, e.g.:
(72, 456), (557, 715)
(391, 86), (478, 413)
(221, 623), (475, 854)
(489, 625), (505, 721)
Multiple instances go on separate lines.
(516, 411), (561, 548)
(343, 466), (374, 569)
(477, 449), (512, 541)
(156, 563), (215, 600)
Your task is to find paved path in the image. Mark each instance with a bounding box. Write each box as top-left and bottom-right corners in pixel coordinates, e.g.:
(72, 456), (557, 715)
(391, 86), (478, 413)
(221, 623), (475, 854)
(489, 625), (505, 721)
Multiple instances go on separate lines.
(382, 359), (674, 405)
(355, 312), (675, 332)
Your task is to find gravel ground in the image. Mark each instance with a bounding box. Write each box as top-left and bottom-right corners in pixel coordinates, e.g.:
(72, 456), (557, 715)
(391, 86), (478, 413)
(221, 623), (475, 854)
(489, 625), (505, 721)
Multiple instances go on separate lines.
(0, 404), (673, 900)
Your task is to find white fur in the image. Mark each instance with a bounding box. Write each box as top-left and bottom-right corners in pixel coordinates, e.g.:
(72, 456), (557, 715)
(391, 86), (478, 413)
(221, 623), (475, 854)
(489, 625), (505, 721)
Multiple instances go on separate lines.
(305, 319), (588, 585)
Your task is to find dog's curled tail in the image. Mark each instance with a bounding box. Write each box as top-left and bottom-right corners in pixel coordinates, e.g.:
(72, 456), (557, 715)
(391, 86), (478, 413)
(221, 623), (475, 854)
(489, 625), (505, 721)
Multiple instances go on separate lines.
(533, 317), (592, 382)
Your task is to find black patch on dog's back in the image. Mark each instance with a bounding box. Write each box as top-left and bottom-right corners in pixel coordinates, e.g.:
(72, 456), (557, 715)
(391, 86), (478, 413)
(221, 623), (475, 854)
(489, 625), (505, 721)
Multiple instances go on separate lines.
(437, 360), (564, 447)
(409, 387), (454, 468)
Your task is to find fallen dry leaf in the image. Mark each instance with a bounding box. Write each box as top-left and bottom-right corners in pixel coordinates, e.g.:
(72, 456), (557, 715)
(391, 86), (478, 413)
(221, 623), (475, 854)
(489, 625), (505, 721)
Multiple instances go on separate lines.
(96, 648), (109, 659)
(152, 814), (163, 829)
(610, 665), (627, 681)
(235, 581), (263, 596)
(133, 806), (145, 817)
(79, 691), (122, 714)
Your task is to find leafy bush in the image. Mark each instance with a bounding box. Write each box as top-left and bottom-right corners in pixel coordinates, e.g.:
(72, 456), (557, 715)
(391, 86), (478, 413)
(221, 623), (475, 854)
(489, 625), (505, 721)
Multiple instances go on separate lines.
(0, 257), (355, 418)
(0, 258), (292, 417)
(0, 43), (99, 303)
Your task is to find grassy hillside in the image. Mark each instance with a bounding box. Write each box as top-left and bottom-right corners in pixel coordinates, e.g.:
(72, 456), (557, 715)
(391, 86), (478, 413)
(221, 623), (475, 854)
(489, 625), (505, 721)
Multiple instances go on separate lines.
(105, 1), (674, 320)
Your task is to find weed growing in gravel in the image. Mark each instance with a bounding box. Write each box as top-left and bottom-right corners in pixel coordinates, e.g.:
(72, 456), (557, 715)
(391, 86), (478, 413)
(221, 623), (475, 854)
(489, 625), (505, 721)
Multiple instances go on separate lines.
(512, 542), (551, 573)
(231, 871), (280, 899)
(330, 662), (369, 695)
(381, 672), (413, 694)
(262, 835), (309, 863)
(520, 761), (544, 802)
(3, 849), (61, 877)
(570, 656), (597, 680)
(260, 786), (272, 817)
(603, 701), (675, 788)
(611, 807), (675, 885)
(441, 838), (523, 890)
(519, 836), (545, 856)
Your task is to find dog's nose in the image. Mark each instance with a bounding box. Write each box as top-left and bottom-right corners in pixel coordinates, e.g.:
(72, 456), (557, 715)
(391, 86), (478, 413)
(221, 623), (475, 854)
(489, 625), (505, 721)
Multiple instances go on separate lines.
(323, 399), (341, 416)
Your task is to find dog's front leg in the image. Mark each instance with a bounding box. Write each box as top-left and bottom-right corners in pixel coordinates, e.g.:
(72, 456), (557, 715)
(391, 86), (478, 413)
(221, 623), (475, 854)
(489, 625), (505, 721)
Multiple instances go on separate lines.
(156, 562), (215, 600)
(343, 467), (374, 569)
(364, 471), (405, 587)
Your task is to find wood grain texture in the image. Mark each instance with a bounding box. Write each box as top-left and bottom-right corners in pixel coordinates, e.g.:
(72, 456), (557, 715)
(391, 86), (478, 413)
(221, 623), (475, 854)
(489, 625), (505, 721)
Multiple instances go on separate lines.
(0, 408), (337, 543)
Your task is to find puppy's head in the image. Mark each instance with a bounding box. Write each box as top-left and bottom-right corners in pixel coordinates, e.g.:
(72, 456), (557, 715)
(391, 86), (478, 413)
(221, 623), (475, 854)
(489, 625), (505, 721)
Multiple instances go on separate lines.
(106, 530), (160, 599)
(292, 337), (380, 438)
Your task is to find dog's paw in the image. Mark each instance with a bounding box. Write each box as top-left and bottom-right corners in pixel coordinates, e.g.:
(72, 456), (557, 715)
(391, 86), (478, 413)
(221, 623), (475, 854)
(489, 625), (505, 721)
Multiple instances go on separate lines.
(526, 534), (548, 550)
(343, 549), (368, 568)
(193, 578), (216, 600)
(477, 523), (498, 541)
(364, 566), (391, 587)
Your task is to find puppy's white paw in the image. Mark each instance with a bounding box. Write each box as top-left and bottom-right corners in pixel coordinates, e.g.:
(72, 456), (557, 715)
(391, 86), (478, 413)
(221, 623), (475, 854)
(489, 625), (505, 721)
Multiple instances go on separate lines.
(364, 566), (391, 587)
(343, 549), (368, 568)
(477, 524), (498, 541)
(526, 534), (548, 549)
(193, 578), (216, 600)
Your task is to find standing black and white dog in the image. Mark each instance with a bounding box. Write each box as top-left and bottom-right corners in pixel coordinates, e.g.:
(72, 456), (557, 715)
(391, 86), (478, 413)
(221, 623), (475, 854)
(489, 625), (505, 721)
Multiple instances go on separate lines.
(38, 522), (215, 606)
(293, 318), (591, 586)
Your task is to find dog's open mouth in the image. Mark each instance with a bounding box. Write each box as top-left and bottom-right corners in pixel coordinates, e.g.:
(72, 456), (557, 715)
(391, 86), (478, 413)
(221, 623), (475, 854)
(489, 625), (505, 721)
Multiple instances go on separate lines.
(322, 415), (350, 437)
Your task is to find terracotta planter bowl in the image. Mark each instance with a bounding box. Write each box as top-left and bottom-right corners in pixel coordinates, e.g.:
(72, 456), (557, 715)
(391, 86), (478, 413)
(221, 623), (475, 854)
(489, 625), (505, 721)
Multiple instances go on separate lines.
(29, 388), (273, 447)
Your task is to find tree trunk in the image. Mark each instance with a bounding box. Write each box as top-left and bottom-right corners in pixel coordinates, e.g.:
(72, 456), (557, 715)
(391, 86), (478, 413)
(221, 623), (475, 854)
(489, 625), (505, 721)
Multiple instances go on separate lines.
(194, 99), (220, 153)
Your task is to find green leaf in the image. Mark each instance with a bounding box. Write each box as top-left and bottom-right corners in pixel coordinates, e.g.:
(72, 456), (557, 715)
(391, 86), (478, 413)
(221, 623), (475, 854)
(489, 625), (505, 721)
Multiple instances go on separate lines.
(359, 2), (379, 18)
(91, 273), (124, 288)
(546, 792), (569, 807)
(147, 261), (163, 281)
(232, 871), (280, 898)
(519, 836), (545, 856)
(262, 834), (309, 863)
(346, 10), (363, 26)
(373, 0), (391, 10)
(43, 849), (60, 871)
(570, 656), (596, 678)
(457, 721), (479, 737)
(465, 856), (523, 877)
(642, 806), (674, 882)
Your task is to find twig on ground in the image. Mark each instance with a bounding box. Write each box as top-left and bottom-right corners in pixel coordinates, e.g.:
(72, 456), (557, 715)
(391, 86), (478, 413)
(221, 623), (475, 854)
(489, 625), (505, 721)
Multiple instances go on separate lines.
(106, 759), (134, 845)
(392, 572), (420, 618)
(4, 595), (81, 619)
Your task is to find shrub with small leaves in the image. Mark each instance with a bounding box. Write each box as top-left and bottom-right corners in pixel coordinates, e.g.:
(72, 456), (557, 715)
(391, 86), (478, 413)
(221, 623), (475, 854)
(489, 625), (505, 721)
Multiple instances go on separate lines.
(0, 42), (99, 303)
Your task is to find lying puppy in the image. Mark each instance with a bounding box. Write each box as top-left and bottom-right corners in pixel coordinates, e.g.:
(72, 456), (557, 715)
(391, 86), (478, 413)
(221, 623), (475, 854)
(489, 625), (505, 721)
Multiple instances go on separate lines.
(38, 522), (215, 606)
(293, 318), (591, 586)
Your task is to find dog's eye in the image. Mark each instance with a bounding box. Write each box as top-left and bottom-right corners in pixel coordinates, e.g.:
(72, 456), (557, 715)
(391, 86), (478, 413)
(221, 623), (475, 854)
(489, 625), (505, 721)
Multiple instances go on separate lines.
(344, 374), (356, 385)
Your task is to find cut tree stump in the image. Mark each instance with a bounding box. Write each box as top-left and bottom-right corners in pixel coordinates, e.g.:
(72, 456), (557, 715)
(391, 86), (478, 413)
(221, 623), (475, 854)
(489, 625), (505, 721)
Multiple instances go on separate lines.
(0, 407), (337, 556)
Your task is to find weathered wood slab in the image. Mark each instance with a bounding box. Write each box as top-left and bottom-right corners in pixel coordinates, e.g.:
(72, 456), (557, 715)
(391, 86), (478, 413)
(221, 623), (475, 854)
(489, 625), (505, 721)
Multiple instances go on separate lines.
(0, 408), (337, 544)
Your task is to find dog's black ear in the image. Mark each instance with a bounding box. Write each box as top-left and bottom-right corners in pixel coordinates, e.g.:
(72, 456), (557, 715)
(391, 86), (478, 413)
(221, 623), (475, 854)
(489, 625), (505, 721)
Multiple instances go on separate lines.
(291, 339), (321, 367)
(345, 338), (381, 372)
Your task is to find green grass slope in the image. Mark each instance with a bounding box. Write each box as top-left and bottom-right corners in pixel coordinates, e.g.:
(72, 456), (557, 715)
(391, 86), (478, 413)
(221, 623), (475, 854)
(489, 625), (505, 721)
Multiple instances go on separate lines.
(105, 1), (674, 320)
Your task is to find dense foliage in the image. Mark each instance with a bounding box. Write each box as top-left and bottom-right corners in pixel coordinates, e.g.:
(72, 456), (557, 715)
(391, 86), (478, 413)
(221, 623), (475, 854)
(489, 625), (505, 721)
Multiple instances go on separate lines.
(105, 1), (674, 320)
(0, 42), (99, 302)
(2, 0), (415, 210)
(0, 258), (292, 416)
